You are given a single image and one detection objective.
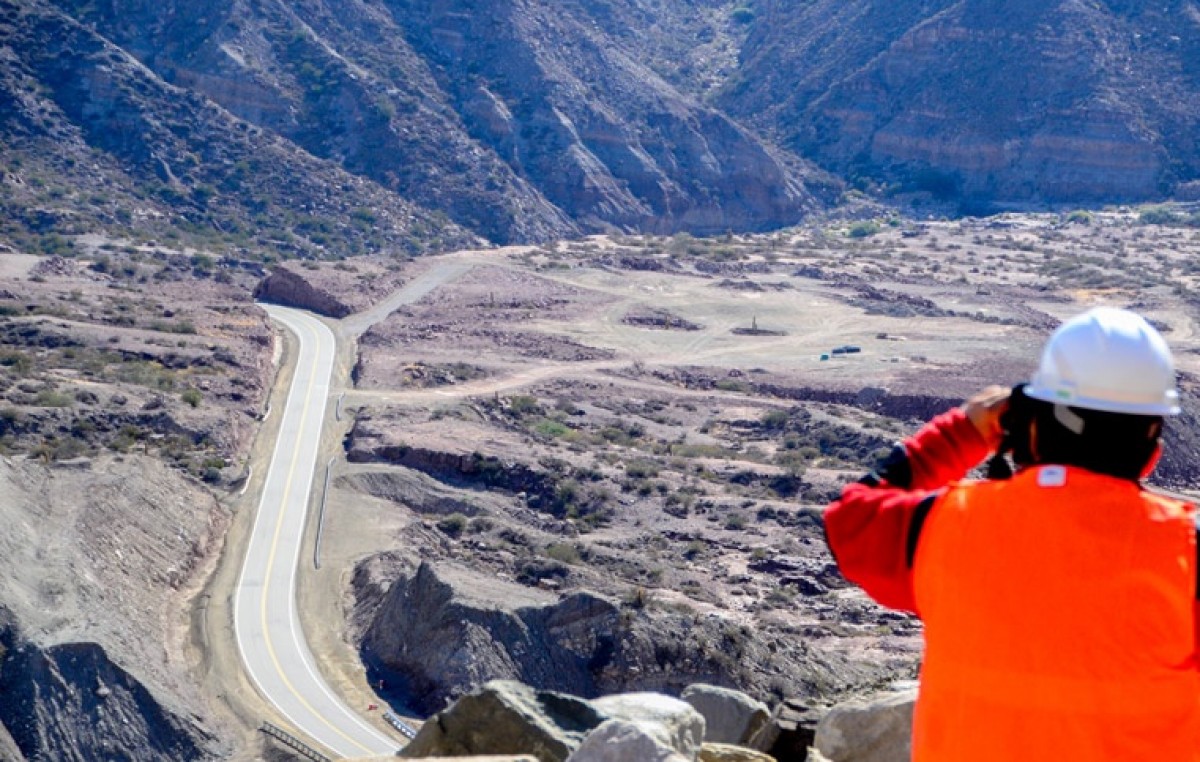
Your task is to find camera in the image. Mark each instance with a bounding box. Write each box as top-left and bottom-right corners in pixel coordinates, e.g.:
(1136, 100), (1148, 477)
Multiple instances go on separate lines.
(986, 383), (1035, 479)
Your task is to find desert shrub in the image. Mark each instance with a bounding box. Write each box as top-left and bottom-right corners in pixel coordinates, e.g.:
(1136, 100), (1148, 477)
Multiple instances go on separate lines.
(532, 418), (574, 440)
(181, 388), (202, 408)
(436, 513), (468, 538)
(761, 409), (789, 430)
(516, 558), (569, 586)
(149, 319), (197, 334)
(544, 542), (581, 564)
(468, 516), (494, 534)
(625, 459), (659, 479)
(508, 395), (541, 416)
(0, 350), (33, 376)
(1138, 206), (1184, 226)
(35, 389), (73, 408)
(848, 221), (881, 239)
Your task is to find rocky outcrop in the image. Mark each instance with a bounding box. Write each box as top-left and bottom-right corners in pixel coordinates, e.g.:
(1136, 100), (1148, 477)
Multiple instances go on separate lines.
(399, 681), (704, 762)
(0, 608), (212, 762)
(345, 440), (556, 502)
(361, 561), (623, 715)
(254, 266), (354, 318)
(252, 259), (414, 318)
(356, 559), (889, 720)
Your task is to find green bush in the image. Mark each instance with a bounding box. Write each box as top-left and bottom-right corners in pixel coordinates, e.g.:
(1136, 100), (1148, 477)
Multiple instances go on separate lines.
(761, 410), (788, 430)
(1138, 206), (1184, 226)
(35, 389), (73, 408)
(625, 460), (659, 479)
(508, 395), (541, 415)
(545, 542), (581, 564)
(437, 513), (468, 538)
(181, 389), (202, 408)
(848, 221), (881, 239)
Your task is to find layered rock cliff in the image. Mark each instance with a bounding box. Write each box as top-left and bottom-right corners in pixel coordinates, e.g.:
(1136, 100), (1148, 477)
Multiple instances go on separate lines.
(355, 559), (889, 717)
(723, 0), (1200, 207)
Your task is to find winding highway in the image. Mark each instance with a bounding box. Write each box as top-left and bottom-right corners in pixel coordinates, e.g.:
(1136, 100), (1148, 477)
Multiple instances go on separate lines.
(234, 305), (398, 759)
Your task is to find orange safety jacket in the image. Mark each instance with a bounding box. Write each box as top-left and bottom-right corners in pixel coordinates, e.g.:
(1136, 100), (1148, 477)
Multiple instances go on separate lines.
(824, 408), (1200, 761)
(913, 466), (1200, 760)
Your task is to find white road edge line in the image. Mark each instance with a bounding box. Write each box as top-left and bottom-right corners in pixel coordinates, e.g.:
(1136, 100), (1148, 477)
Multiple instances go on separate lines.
(233, 306), (397, 759)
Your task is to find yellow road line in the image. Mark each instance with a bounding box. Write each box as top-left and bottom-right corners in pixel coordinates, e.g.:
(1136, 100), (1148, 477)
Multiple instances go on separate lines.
(259, 315), (373, 758)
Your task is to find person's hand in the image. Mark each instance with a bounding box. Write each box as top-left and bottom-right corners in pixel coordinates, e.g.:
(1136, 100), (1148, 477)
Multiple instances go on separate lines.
(963, 385), (1011, 451)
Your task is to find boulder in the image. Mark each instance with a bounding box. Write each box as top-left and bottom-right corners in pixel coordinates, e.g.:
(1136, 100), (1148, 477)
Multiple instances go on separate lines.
(566, 719), (690, 762)
(746, 699), (825, 761)
(591, 692), (705, 759)
(399, 681), (706, 762)
(398, 681), (600, 762)
(403, 758), (538, 762)
(812, 686), (916, 762)
(699, 743), (777, 762)
(682, 684), (770, 745)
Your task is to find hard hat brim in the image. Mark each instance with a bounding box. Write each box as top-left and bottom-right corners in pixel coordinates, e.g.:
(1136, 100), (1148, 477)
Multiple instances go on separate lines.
(1024, 383), (1180, 417)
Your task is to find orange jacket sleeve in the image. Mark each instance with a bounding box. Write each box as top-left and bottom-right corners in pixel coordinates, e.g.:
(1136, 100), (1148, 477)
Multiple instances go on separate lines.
(823, 408), (992, 614)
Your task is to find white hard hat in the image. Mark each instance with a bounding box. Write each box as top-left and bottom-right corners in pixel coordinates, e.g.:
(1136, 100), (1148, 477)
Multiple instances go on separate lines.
(1025, 307), (1180, 416)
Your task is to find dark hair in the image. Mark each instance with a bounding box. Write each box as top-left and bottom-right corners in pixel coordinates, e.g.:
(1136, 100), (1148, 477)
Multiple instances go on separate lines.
(1028, 398), (1162, 480)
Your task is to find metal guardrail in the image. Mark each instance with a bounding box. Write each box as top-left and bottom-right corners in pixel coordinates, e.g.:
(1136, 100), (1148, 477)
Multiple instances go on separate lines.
(259, 721), (332, 762)
(314, 457), (333, 570)
(383, 711), (419, 740)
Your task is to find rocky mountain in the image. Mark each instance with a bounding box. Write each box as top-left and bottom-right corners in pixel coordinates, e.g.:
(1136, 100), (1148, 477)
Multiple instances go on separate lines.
(0, 0), (480, 260)
(721, 0), (1200, 208)
(0, 0), (829, 253)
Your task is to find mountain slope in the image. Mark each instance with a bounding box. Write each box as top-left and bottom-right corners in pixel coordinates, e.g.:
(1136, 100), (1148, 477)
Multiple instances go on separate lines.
(0, 0), (479, 258)
(722, 0), (1200, 206)
(29, 0), (826, 244)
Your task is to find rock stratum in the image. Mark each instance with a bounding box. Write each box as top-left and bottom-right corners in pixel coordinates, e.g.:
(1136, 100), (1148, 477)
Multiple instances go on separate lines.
(354, 558), (890, 718)
(722, 0), (1200, 207)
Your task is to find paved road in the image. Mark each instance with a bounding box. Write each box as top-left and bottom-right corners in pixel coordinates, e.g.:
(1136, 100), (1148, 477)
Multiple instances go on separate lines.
(234, 305), (398, 760)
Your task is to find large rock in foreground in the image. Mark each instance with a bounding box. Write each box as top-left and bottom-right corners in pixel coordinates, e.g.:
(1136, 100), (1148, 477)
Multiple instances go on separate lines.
(682, 684), (770, 745)
(399, 681), (704, 762)
(812, 686), (915, 762)
(566, 719), (690, 762)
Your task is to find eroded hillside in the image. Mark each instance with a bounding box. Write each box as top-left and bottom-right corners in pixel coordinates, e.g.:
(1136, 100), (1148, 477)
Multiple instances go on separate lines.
(722, 0), (1200, 207)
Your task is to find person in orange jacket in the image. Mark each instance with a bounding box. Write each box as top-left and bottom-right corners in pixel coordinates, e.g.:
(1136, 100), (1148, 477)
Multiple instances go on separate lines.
(824, 306), (1200, 760)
